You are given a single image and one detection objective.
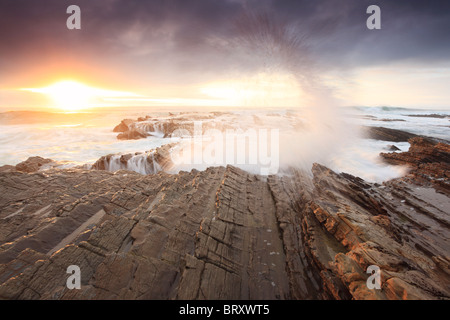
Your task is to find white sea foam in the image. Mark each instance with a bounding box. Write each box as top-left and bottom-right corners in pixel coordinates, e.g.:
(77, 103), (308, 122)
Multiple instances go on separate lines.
(0, 107), (446, 183)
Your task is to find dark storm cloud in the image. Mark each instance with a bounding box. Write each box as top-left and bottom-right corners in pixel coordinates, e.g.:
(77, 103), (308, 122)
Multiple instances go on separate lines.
(1, 0), (449, 84)
(306, 0), (450, 67)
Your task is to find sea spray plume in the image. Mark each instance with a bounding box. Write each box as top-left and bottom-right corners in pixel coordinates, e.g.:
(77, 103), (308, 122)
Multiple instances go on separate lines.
(139, 8), (356, 176)
(233, 8), (316, 95)
(232, 8), (356, 173)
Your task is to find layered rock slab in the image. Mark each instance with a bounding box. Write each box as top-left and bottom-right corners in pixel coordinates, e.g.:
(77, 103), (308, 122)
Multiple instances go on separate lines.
(0, 155), (448, 300)
(0, 166), (307, 299)
(306, 164), (449, 300)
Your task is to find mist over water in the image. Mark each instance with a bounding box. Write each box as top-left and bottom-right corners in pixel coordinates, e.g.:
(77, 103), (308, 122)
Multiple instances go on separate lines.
(0, 109), (167, 166)
(1, 105), (448, 182)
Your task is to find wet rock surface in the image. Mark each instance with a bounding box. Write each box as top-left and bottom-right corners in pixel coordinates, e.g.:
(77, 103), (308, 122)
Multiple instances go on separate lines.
(112, 113), (228, 140)
(14, 156), (55, 173)
(381, 137), (450, 190)
(0, 136), (448, 299)
(91, 143), (177, 174)
(362, 126), (419, 142)
(306, 163), (449, 299)
(0, 166), (294, 299)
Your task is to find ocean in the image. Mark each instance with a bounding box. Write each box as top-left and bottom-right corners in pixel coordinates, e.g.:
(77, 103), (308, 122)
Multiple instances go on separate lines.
(0, 106), (448, 183)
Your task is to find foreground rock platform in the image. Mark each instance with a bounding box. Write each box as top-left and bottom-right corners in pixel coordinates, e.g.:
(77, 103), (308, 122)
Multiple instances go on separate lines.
(0, 146), (448, 299)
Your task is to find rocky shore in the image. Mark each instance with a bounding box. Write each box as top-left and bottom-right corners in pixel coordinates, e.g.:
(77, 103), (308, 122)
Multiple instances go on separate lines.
(112, 112), (236, 140)
(0, 129), (448, 300)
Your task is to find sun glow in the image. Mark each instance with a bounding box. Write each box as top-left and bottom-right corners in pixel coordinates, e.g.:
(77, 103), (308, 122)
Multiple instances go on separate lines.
(22, 80), (138, 111)
(200, 72), (303, 107)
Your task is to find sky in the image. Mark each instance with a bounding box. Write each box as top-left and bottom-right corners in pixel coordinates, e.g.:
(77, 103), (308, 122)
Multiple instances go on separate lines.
(1, 0), (450, 111)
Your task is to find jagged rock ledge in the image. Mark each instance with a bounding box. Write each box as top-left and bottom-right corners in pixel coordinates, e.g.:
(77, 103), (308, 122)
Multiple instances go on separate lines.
(91, 143), (177, 174)
(362, 126), (419, 142)
(0, 156), (56, 173)
(363, 126), (449, 144)
(381, 137), (450, 190)
(113, 112), (234, 140)
(0, 138), (448, 300)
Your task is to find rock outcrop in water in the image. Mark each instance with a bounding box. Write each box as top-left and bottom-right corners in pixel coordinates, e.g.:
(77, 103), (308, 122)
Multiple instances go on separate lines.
(113, 119), (135, 133)
(91, 143), (177, 174)
(0, 138), (448, 300)
(111, 111), (293, 141)
(362, 126), (419, 142)
(363, 126), (449, 145)
(0, 156), (57, 173)
(14, 156), (55, 173)
(381, 137), (450, 190)
(113, 113), (223, 140)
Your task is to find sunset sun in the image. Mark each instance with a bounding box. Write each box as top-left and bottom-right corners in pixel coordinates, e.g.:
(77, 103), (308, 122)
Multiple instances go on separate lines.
(22, 80), (138, 111)
(37, 81), (95, 111)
